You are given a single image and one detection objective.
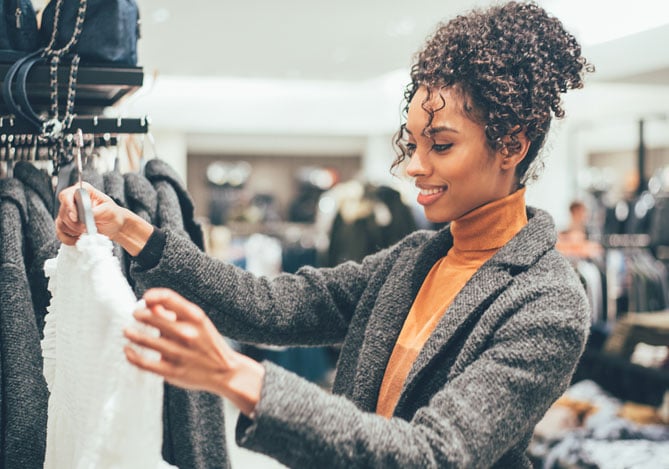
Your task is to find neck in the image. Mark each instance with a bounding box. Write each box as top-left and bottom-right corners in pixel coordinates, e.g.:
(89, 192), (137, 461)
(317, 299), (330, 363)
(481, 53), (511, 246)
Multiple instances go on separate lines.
(450, 187), (528, 252)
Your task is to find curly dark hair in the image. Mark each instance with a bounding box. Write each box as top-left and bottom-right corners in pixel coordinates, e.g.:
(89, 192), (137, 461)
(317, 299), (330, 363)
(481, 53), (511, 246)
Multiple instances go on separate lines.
(392, 1), (594, 183)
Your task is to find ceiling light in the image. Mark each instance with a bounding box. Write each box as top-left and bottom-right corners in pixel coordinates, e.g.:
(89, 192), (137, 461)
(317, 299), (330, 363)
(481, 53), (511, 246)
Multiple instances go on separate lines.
(152, 8), (170, 24)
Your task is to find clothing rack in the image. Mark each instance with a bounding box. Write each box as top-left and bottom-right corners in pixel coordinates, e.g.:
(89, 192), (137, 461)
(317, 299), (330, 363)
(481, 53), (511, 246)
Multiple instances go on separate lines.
(602, 233), (652, 249)
(0, 115), (150, 136)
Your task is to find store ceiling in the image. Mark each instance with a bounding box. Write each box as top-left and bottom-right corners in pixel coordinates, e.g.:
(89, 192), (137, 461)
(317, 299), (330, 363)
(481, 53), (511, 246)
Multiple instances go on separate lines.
(134, 0), (669, 85)
(135, 0), (487, 81)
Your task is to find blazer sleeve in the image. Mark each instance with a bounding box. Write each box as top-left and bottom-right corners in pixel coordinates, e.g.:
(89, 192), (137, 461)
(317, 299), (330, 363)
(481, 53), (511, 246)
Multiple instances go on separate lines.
(129, 229), (395, 346)
(235, 278), (590, 468)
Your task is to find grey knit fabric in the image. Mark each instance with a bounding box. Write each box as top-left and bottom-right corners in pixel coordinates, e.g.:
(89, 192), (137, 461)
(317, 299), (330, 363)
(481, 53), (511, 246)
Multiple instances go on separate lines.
(124, 172), (158, 224)
(144, 159), (204, 250)
(0, 178), (48, 469)
(125, 169), (229, 469)
(14, 162), (60, 335)
(103, 170), (130, 273)
(131, 207), (590, 468)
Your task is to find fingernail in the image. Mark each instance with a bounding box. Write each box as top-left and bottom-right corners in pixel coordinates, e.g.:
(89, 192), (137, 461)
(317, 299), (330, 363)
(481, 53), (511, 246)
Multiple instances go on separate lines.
(68, 211), (78, 223)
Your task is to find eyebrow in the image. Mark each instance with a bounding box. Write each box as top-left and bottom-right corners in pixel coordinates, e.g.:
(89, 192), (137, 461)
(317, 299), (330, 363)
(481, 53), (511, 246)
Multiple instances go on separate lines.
(405, 125), (459, 136)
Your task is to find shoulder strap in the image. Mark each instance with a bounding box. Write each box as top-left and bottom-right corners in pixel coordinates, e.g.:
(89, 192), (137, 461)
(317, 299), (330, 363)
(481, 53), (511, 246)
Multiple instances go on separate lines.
(1, 49), (44, 132)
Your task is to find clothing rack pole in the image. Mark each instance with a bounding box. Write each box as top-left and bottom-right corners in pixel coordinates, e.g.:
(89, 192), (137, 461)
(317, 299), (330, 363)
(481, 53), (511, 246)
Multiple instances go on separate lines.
(0, 116), (150, 135)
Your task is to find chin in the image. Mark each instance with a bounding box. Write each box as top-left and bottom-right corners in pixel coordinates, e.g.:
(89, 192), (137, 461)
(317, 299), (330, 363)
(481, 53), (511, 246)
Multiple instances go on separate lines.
(424, 210), (453, 225)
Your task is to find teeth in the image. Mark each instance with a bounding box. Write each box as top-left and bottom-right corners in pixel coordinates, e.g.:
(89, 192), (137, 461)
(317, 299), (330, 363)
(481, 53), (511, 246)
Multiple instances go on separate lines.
(419, 187), (444, 196)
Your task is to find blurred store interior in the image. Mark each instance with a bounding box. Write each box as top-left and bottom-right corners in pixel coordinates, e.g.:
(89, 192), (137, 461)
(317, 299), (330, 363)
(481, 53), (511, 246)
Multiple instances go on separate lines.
(7, 1), (669, 467)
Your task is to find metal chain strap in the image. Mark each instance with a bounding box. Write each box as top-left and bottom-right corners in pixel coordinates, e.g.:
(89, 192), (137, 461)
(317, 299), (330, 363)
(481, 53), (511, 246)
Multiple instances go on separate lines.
(42, 0), (88, 137)
(49, 56), (60, 120)
(43, 0), (88, 58)
(63, 55), (80, 129)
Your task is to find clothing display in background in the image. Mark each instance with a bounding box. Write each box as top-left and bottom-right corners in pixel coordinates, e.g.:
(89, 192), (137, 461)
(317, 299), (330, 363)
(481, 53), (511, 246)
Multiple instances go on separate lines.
(0, 157), (228, 469)
(606, 248), (668, 318)
(575, 259), (606, 324)
(318, 180), (417, 266)
(530, 380), (669, 468)
(0, 176), (51, 469)
(41, 234), (174, 469)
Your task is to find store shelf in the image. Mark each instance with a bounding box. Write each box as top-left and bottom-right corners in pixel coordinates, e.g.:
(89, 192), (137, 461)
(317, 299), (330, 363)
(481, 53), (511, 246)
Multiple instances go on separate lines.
(0, 60), (144, 115)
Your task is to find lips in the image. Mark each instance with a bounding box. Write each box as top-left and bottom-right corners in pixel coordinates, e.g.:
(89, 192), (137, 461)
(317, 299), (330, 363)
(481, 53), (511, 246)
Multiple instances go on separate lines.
(416, 185), (447, 206)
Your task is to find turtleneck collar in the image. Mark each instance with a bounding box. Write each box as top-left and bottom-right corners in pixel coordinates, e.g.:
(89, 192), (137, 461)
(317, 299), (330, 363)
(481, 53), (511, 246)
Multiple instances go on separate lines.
(450, 187), (527, 252)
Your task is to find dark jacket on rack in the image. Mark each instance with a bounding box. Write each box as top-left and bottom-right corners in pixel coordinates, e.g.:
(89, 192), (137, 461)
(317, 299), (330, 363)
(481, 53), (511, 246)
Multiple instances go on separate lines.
(124, 171), (158, 224)
(144, 159), (204, 250)
(103, 170), (130, 266)
(122, 167), (229, 469)
(129, 207), (590, 468)
(0, 178), (48, 469)
(14, 162), (60, 334)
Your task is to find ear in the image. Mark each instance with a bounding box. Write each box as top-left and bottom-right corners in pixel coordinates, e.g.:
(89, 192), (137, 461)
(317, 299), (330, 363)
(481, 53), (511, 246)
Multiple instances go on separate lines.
(498, 127), (531, 171)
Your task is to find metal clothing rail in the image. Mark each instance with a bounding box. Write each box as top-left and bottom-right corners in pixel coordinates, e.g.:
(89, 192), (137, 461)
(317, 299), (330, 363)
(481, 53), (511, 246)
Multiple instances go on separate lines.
(0, 115), (150, 135)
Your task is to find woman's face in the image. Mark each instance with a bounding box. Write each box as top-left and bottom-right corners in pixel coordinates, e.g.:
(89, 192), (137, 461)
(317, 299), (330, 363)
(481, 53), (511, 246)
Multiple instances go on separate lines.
(405, 86), (517, 223)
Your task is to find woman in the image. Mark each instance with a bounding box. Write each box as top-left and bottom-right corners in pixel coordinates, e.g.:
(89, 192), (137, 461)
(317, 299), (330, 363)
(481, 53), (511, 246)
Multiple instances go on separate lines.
(56, 2), (592, 467)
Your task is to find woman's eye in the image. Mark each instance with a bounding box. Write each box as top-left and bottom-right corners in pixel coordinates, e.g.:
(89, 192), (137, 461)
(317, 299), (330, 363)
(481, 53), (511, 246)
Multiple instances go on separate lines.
(433, 144), (453, 152)
(406, 143), (417, 155)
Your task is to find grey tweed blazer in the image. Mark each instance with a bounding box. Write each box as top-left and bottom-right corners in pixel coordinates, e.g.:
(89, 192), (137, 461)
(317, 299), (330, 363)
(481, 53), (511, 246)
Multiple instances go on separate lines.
(131, 207), (590, 468)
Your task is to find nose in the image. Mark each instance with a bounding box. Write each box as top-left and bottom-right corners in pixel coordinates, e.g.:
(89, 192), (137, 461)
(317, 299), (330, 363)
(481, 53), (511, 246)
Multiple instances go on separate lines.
(405, 150), (429, 178)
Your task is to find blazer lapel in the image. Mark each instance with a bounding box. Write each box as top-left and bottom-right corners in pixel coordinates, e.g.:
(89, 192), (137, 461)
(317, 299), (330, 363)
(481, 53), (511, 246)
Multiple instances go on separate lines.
(396, 207), (556, 411)
(399, 262), (514, 399)
(350, 228), (453, 411)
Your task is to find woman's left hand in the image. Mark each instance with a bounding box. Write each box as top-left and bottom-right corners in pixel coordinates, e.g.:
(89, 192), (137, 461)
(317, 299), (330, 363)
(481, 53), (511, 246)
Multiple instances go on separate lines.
(124, 288), (264, 417)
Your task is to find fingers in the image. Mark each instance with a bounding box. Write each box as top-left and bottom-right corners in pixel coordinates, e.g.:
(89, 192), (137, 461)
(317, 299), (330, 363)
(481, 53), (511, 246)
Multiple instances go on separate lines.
(132, 307), (199, 346)
(124, 345), (180, 380)
(142, 288), (207, 324)
(56, 185), (85, 243)
(123, 326), (190, 363)
(56, 183), (125, 242)
(55, 215), (84, 244)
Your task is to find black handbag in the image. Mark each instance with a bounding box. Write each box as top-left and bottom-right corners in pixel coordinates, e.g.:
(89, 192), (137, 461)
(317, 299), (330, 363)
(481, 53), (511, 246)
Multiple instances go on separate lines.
(40, 0), (140, 66)
(3, 0), (141, 134)
(0, 0), (39, 61)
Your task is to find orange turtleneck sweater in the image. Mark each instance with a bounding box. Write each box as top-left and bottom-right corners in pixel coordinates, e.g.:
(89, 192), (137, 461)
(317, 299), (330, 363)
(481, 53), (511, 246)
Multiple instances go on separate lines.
(376, 188), (528, 418)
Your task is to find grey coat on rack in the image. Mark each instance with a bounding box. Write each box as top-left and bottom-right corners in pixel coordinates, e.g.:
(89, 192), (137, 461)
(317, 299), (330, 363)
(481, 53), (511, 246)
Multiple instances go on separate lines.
(0, 177), (49, 469)
(129, 207), (590, 468)
(14, 162), (61, 334)
(144, 159), (205, 251)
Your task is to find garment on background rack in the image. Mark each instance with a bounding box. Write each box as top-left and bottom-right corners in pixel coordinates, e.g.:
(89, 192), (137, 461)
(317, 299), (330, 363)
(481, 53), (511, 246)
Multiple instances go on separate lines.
(76, 160), (230, 469)
(145, 159), (205, 250)
(14, 162), (61, 335)
(0, 132), (230, 468)
(42, 234), (174, 469)
(607, 248), (668, 317)
(0, 177), (49, 469)
(575, 260), (605, 324)
(320, 181), (417, 266)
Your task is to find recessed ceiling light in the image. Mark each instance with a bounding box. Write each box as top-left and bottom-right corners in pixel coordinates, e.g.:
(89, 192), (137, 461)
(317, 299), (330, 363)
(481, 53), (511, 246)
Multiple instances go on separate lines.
(152, 8), (170, 24)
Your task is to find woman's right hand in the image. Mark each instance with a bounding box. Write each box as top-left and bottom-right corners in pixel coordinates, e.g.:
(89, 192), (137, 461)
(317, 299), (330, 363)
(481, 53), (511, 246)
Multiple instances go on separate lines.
(56, 182), (127, 245)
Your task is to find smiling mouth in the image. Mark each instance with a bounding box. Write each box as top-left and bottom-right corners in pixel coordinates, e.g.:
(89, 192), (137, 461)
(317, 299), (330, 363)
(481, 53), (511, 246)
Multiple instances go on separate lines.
(419, 187), (445, 196)
(416, 185), (447, 206)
